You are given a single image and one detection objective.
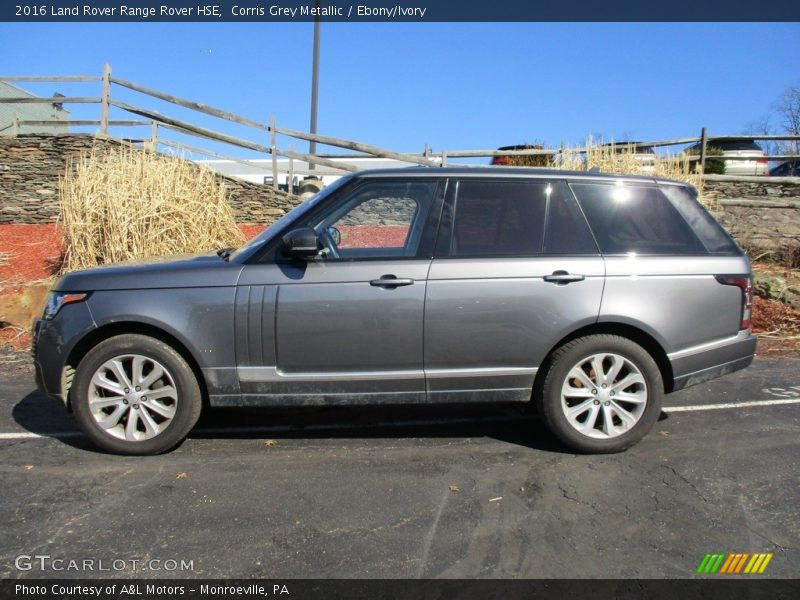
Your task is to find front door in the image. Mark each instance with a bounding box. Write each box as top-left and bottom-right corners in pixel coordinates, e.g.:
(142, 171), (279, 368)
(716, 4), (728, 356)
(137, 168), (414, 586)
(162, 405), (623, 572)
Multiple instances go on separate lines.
(236, 178), (444, 403)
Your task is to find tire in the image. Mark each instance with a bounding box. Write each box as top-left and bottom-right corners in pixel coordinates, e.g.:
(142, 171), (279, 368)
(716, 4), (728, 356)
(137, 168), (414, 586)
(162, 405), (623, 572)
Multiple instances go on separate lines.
(536, 335), (663, 454)
(71, 334), (202, 455)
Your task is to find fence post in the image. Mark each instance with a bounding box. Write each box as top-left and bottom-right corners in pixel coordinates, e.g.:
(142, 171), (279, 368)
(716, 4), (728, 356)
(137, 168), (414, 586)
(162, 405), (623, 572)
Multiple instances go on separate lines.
(150, 120), (159, 151)
(100, 63), (111, 136)
(699, 127), (708, 175)
(288, 144), (294, 195)
(270, 115), (278, 191)
(441, 151), (448, 167)
(11, 112), (19, 137)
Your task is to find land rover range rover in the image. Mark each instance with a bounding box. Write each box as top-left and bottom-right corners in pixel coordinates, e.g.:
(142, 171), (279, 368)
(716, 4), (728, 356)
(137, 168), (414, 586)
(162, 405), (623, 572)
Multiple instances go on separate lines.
(33, 168), (756, 454)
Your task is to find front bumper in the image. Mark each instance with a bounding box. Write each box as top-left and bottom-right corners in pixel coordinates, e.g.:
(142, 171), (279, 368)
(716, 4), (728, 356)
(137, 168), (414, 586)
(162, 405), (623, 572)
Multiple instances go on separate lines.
(32, 303), (96, 404)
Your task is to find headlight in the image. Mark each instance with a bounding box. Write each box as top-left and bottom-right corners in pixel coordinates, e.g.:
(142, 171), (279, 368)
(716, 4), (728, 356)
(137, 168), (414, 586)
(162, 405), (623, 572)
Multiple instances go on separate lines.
(42, 292), (88, 320)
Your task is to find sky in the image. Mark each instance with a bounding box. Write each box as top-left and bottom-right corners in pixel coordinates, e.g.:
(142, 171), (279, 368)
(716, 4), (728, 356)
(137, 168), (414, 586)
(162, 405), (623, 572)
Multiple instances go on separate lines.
(1, 22), (799, 159)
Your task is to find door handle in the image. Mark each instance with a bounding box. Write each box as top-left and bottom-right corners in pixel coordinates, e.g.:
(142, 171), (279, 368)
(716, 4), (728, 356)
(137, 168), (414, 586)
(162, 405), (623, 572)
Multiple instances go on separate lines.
(370, 275), (414, 288)
(543, 270), (585, 284)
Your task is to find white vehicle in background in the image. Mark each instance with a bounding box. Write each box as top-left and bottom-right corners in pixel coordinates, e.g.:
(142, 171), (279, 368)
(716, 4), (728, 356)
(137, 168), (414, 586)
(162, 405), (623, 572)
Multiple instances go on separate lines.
(686, 138), (769, 176)
(196, 156), (440, 194)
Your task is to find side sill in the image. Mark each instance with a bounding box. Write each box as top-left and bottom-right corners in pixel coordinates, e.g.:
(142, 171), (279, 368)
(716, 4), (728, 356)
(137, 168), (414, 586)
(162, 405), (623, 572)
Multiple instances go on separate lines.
(208, 388), (532, 407)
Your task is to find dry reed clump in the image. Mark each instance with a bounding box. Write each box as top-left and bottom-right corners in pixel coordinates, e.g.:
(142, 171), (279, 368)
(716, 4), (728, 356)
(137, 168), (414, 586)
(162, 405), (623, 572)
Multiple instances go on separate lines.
(59, 147), (246, 273)
(557, 141), (706, 202)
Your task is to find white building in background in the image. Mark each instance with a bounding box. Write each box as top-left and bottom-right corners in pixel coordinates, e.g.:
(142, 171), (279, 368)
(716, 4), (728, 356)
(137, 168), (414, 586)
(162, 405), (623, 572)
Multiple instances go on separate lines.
(194, 156), (433, 193)
(0, 81), (70, 136)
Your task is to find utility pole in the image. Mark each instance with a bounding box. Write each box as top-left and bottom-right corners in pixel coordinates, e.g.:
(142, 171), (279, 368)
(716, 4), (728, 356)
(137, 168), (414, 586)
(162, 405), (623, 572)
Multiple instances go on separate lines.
(308, 0), (321, 172)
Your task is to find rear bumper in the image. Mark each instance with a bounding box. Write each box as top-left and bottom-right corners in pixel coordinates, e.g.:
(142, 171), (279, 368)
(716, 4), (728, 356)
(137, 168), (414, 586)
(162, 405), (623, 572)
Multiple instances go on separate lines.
(669, 330), (757, 392)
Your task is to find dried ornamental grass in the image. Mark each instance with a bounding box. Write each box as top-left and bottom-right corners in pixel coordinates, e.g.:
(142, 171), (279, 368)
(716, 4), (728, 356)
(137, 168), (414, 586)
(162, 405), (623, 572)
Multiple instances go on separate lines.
(557, 141), (703, 198)
(59, 147), (245, 272)
(557, 141), (712, 207)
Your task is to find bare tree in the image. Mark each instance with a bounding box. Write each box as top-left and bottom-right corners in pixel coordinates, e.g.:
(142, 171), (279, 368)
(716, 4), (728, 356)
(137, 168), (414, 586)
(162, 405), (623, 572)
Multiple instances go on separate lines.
(743, 114), (778, 155)
(747, 85), (800, 156)
(774, 85), (800, 153)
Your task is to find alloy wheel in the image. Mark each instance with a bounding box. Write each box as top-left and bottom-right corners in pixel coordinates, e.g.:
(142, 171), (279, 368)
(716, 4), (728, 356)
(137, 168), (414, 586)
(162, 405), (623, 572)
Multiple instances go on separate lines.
(560, 352), (648, 439)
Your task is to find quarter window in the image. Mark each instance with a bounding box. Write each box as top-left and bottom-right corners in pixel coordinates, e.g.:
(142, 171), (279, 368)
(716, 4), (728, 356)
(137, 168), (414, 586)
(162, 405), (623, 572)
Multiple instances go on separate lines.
(659, 185), (741, 255)
(571, 183), (705, 255)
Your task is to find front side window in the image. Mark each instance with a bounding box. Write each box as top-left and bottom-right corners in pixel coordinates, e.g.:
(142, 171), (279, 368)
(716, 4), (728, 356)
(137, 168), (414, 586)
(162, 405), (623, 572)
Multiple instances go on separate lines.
(314, 180), (438, 259)
(571, 183), (705, 255)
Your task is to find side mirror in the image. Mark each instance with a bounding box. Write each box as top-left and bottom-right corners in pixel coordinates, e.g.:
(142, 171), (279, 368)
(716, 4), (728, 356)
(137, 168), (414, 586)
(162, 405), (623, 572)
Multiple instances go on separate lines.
(282, 227), (321, 259)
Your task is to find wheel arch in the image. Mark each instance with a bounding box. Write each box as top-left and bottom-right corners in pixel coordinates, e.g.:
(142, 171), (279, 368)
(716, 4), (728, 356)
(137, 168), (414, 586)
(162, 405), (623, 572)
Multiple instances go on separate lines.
(534, 322), (675, 397)
(63, 321), (209, 411)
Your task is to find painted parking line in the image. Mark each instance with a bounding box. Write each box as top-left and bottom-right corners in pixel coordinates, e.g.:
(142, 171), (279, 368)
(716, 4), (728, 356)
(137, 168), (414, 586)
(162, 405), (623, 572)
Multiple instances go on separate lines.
(0, 398), (798, 442)
(0, 431), (72, 440)
(663, 398), (800, 412)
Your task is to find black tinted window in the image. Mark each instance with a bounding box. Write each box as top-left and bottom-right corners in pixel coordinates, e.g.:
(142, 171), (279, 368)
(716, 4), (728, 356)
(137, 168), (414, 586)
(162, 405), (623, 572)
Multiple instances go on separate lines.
(688, 140), (764, 153)
(452, 181), (546, 256)
(571, 183), (705, 255)
(659, 185), (741, 256)
(711, 141), (764, 152)
(543, 183), (598, 255)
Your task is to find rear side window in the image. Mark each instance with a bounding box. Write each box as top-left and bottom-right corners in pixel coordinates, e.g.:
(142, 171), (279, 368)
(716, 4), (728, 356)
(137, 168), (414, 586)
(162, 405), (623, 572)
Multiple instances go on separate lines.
(450, 180), (598, 257)
(571, 183), (705, 255)
(543, 183), (598, 255)
(659, 185), (742, 256)
(711, 141), (764, 152)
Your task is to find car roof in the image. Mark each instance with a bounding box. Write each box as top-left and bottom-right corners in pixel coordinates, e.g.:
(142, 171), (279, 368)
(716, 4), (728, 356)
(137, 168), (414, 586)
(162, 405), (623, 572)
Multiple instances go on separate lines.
(350, 166), (679, 185)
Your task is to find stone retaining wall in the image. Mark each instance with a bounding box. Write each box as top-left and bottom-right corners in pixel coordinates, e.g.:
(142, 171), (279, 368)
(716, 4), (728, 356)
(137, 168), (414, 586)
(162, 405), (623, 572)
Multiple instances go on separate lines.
(703, 174), (800, 200)
(0, 134), (299, 224)
(703, 175), (800, 260)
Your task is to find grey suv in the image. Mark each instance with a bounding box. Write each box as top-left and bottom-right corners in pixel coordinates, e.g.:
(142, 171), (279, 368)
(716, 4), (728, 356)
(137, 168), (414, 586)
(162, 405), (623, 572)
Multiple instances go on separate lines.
(32, 168), (757, 455)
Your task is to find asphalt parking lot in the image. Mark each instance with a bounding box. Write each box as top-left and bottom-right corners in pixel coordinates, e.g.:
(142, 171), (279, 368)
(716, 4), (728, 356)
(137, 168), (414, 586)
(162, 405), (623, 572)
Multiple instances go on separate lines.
(0, 354), (798, 579)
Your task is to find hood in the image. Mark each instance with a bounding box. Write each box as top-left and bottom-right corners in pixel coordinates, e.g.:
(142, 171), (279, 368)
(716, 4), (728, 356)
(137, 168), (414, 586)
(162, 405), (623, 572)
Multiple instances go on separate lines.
(54, 253), (244, 292)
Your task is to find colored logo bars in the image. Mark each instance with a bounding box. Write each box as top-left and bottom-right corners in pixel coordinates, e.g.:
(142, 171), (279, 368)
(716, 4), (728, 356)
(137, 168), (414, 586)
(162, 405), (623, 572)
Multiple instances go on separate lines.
(697, 553), (773, 574)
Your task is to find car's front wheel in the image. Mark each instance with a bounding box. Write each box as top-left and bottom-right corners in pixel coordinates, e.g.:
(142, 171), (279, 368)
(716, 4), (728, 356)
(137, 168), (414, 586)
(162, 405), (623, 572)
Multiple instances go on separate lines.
(71, 334), (202, 455)
(537, 335), (663, 453)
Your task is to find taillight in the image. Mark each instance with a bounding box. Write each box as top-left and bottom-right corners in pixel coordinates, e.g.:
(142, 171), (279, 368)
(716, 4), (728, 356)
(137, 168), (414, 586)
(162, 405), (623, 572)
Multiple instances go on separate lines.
(715, 275), (752, 331)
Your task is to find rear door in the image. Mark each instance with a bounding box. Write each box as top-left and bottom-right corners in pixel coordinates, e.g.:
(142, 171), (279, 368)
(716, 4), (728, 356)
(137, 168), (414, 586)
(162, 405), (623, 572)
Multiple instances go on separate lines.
(424, 178), (605, 402)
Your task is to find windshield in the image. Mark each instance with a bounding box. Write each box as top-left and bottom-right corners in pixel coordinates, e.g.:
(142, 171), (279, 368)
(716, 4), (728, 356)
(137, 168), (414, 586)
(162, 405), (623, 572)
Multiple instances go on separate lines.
(228, 174), (354, 263)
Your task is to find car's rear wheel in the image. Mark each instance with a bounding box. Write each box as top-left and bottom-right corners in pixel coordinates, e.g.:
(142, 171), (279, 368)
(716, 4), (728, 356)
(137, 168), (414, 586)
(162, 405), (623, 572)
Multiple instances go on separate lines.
(536, 335), (662, 453)
(71, 334), (202, 455)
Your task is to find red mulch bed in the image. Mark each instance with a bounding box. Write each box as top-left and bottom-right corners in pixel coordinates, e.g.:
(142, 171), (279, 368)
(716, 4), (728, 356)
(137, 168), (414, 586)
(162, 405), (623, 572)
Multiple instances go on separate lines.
(0, 223), (267, 284)
(0, 224), (64, 282)
(239, 224), (265, 240)
(0, 327), (31, 351)
(751, 296), (800, 336)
